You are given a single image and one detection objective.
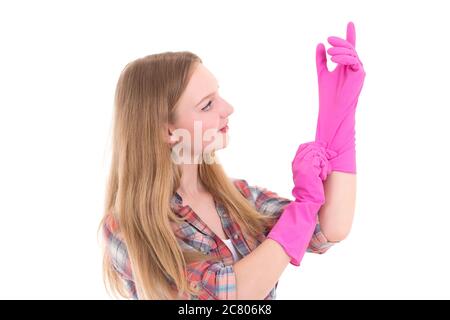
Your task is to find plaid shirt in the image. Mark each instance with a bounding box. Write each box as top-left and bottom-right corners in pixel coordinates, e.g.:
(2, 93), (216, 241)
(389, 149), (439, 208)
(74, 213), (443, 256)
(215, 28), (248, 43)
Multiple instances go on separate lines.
(103, 178), (335, 300)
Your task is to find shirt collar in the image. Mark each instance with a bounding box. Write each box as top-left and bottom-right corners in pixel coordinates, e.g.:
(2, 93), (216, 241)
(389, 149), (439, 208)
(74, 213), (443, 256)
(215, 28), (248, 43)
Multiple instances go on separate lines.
(170, 191), (192, 217)
(170, 191), (227, 219)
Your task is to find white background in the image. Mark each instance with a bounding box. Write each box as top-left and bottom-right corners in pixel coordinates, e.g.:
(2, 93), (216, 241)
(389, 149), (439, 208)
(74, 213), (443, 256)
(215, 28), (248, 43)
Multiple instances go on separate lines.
(1, 0), (449, 299)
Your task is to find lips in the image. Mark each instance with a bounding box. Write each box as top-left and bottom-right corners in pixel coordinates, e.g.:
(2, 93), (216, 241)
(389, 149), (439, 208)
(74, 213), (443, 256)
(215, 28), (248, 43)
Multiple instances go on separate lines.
(218, 121), (228, 131)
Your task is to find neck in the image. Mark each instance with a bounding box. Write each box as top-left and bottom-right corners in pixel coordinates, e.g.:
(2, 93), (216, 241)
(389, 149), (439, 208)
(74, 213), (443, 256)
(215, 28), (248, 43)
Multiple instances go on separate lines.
(177, 162), (206, 199)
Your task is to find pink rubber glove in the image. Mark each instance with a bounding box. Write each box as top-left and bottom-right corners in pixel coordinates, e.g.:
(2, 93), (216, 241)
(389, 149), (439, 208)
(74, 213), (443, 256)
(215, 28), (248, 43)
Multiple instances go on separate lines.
(267, 141), (336, 266)
(315, 22), (366, 173)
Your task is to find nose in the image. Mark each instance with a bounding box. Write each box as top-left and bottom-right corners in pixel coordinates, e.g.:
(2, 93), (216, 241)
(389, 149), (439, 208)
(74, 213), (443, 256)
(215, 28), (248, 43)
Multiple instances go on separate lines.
(220, 97), (234, 117)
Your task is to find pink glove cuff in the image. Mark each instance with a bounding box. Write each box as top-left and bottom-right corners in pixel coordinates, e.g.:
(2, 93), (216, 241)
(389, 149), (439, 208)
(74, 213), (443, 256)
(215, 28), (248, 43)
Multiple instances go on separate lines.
(267, 200), (322, 266)
(315, 108), (357, 174)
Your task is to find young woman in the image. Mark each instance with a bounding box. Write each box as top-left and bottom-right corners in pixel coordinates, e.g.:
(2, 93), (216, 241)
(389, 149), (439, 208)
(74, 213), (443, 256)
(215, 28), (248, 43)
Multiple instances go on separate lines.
(99, 22), (366, 300)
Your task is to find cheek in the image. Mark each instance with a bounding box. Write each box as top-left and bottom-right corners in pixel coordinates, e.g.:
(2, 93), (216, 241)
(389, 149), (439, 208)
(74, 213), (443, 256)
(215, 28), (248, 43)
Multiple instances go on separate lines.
(191, 113), (220, 135)
(202, 121), (220, 133)
(174, 113), (222, 147)
(176, 114), (198, 134)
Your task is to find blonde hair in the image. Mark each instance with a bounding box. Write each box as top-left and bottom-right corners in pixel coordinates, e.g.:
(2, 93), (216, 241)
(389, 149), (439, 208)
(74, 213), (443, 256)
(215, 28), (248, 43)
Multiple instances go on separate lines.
(98, 51), (274, 299)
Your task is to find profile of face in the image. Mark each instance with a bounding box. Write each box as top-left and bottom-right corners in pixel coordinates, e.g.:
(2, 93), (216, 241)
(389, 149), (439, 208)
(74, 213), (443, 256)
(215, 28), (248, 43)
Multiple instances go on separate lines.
(167, 63), (234, 164)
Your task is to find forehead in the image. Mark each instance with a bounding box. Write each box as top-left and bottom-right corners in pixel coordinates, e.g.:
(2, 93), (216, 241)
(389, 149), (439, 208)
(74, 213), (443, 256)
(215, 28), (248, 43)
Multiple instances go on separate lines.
(177, 63), (218, 108)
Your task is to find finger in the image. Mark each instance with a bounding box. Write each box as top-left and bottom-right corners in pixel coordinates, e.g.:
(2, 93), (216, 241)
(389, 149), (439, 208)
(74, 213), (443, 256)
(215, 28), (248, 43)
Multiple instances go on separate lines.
(294, 146), (323, 166)
(319, 168), (326, 181)
(320, 161), (330, 181)
(295, 142), (314, 154)
(346, 21), (356, 47)
(294, 143), (316, 161)
(315, 154), (331, 181)
(317, 157), (326, 180)
(293, 143), (312, 162)
(350, 63), (360, 72)
(330, 55), (359, 66)
(327, 36), (353, 49)
(325, 149), (338, 160)
(315, 140), (328, 149)
(315, 43), (329, 74)
(295, 146), (328, 165)
(327, 47), (356, 57)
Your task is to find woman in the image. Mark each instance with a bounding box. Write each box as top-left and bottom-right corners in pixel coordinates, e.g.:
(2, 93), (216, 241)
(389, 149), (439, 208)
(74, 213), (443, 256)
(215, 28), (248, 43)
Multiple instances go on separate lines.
(99, 21), (366, 300)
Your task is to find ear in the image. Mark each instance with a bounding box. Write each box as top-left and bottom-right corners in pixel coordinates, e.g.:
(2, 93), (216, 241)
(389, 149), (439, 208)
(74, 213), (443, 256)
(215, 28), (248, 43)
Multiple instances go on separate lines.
(165, 123), (179, 146)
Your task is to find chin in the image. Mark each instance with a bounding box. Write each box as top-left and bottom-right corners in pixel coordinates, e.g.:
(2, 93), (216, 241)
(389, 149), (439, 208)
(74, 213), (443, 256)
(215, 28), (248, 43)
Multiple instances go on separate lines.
(213, 133), (229, 150)
(201, 136), (229, 161)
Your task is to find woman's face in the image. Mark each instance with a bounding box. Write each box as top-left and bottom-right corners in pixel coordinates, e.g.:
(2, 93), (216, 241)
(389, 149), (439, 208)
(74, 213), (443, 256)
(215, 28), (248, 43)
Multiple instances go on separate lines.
(168, 63), (234, 163)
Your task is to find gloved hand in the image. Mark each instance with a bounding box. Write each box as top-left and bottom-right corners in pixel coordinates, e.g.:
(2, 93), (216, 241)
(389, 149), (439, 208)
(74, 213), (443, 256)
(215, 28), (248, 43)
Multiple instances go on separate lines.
(267, 141), (336, 266)
(315, 21), (366, 173)
(291, 141), (337, 204)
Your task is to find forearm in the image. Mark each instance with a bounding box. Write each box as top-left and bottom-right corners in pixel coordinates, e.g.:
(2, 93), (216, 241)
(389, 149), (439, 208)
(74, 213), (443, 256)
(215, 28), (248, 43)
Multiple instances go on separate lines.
(234, 238), (290, 300)
(318, 172), (356, 242)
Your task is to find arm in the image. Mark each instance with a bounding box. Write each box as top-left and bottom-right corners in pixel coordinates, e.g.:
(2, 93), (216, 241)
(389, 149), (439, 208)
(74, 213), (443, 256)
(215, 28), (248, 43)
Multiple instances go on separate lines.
(234, 238), (290, 299)
(105, 213), (290, 300)
(183, 237), (290, 300)
(318, 172), (356, 242)
(233, 178), (336, 254)
(234, 173), (336, 300)
(313, 22), (365, 242)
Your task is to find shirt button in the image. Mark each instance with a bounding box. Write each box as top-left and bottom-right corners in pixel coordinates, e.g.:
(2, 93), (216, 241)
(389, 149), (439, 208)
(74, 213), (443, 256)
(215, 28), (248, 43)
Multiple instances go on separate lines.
(191, 282), (199, 289)
(233, 234), (239, 240)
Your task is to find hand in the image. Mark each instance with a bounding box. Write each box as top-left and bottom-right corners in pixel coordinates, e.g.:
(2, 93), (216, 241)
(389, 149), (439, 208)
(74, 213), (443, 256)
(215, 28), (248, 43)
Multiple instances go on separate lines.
(291, 141), (337, 204)
(315, 21), (366, 173)
(267, 141), (336, 266)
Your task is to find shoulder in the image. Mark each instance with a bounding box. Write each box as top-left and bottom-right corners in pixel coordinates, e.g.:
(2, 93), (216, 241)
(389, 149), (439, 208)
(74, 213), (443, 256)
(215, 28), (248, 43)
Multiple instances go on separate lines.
(230, 177), (252, 198)
(230, 177), (287, 204)
(230, 177), (267, 203)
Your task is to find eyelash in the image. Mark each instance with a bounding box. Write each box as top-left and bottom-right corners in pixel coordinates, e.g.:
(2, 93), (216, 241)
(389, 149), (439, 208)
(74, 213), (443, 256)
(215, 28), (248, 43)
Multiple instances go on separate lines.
(201, 100), (213, 111)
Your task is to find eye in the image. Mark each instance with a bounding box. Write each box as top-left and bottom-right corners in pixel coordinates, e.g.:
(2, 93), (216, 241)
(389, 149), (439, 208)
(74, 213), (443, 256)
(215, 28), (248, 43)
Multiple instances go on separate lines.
(201, 100), (213, 111)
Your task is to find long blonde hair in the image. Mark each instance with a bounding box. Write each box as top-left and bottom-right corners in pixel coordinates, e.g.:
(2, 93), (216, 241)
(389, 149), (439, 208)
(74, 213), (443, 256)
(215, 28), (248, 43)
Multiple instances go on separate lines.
(99, 51), (274, 299)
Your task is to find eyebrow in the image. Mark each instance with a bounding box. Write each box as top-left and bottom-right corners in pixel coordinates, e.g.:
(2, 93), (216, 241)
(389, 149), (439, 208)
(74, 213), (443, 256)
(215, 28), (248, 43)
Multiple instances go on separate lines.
(195, 84), (220, 108)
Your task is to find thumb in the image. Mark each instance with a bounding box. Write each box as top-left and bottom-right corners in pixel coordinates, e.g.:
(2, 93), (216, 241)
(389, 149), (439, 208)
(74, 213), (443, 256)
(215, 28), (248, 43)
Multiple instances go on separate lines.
(315, 43), (328, 74)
